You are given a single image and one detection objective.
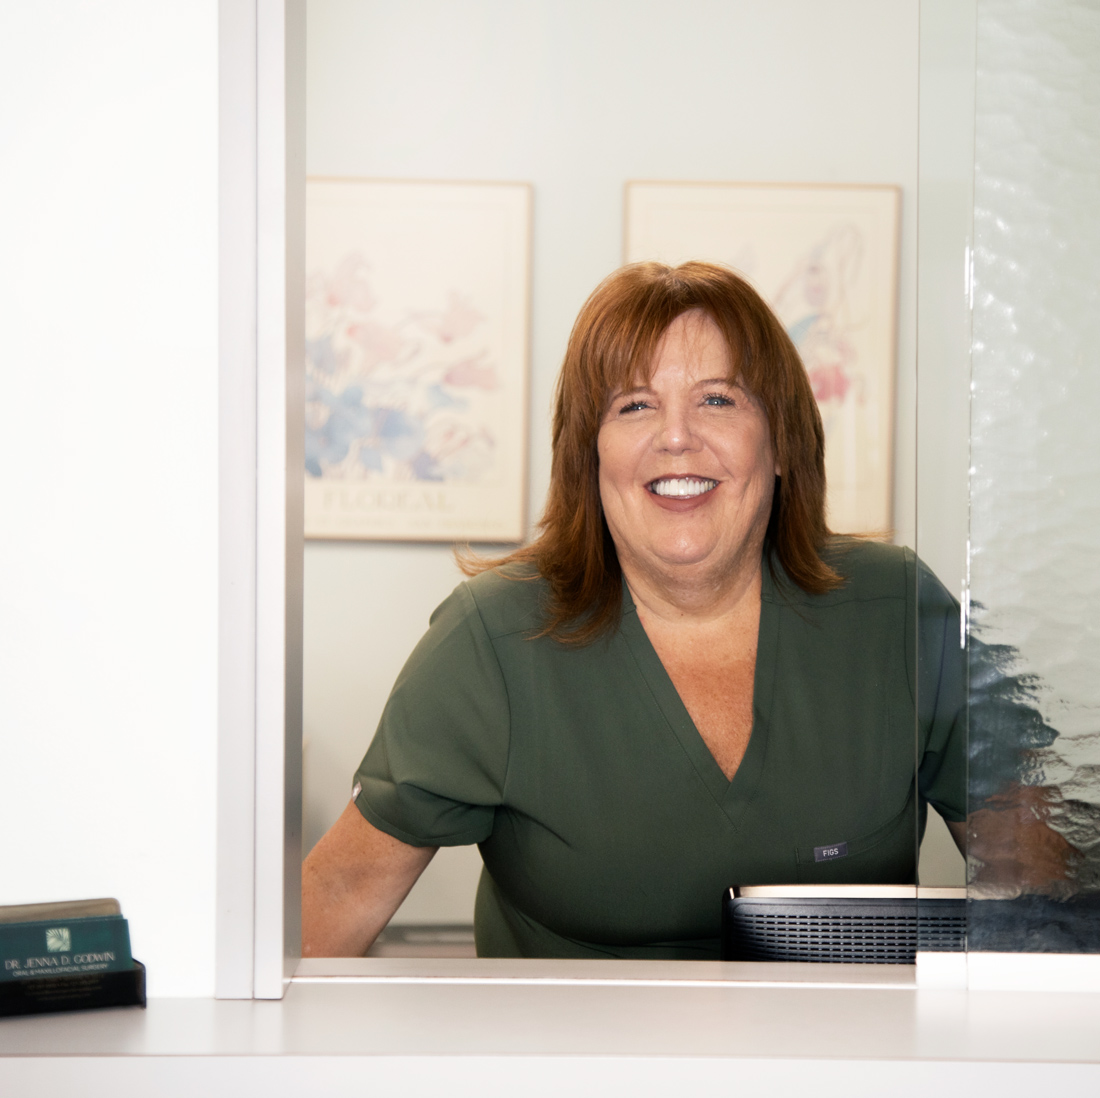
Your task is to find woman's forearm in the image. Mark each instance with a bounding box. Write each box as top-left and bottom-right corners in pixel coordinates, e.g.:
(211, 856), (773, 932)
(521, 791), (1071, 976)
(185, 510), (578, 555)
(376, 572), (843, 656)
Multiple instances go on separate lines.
(301, 801), (437, 957)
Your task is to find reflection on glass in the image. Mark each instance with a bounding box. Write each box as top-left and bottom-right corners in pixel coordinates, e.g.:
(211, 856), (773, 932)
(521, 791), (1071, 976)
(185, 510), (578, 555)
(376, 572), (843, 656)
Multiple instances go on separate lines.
(914, 559), (967, 960)
(967, 0), (1100, 951)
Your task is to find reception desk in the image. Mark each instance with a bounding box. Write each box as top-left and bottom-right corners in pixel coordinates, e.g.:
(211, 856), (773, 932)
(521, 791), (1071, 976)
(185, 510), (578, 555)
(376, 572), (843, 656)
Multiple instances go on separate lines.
(3, 960), (1100, 1095)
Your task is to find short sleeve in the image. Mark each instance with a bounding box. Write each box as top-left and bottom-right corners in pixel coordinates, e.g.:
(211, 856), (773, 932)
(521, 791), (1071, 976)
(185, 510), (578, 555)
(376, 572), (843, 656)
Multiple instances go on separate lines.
(912, 557), (967, 823)
(352, 582), (511, 847)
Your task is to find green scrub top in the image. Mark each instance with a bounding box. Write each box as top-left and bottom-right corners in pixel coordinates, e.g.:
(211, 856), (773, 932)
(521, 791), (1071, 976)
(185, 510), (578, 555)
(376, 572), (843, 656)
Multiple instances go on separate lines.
(353, 538), (965, 959)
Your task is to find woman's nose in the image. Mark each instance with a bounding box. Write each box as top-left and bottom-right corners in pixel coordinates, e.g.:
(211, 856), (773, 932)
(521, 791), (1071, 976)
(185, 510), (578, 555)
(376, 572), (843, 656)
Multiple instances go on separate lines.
(654, 405), (700, 454)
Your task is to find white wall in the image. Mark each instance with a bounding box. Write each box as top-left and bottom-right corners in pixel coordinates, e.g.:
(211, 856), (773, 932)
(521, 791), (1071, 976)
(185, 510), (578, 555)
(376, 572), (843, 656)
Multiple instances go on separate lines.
(0, 3), (220, 995)
(302, 0), (947, 919)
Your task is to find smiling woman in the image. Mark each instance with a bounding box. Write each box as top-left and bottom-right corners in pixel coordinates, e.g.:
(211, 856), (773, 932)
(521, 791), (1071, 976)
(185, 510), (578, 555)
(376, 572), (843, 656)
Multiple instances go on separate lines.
(301, 261), (967, 960)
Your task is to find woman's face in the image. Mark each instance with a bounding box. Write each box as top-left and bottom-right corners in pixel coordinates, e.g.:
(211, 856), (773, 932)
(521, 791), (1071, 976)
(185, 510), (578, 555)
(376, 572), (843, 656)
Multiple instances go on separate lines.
(597, 310), (779, 593)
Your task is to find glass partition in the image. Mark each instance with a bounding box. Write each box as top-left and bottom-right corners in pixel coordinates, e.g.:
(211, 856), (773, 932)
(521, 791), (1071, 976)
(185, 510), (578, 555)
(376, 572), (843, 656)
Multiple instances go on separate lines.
(966, 0), (1100, 953)
(914, 0), (976, 965)
(303, 1), (933, 964)
(303, 0), (1100, 971)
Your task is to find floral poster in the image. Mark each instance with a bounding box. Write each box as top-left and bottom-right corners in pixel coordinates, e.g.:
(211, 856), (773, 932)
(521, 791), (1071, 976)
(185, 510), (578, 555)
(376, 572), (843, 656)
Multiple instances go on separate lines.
(625, 182), (900, 533)
(304, 179), (531, 541)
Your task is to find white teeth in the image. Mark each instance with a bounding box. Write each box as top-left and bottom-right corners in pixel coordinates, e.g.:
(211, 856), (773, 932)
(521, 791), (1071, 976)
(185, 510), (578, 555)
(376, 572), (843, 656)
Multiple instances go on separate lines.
(649, 477), (718, 498)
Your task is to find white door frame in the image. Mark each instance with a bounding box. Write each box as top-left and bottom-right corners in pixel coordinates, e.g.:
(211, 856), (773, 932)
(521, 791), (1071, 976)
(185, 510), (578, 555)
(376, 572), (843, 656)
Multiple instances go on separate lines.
(216, 0), (304, 1000)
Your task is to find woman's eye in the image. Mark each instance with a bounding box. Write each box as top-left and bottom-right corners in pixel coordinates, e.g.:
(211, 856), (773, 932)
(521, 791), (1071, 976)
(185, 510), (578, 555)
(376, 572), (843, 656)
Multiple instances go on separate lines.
(619, 400), (649, 413)
(703, 393), (734, 407)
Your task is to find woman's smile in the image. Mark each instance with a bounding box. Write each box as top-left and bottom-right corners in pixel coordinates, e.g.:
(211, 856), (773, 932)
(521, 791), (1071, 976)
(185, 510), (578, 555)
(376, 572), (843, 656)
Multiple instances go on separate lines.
(647, 476), (719, 499)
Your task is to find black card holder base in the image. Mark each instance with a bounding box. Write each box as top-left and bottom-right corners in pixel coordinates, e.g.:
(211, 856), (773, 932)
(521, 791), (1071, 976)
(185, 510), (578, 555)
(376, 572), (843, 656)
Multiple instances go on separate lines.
(0, 960), (146, 1017)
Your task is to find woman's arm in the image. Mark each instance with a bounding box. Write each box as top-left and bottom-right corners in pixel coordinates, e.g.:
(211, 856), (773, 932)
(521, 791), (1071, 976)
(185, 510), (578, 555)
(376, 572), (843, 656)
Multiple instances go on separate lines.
(962, 784), (1081, 899)
(302, 801), (437, 957)
(946, 819), (966, 855)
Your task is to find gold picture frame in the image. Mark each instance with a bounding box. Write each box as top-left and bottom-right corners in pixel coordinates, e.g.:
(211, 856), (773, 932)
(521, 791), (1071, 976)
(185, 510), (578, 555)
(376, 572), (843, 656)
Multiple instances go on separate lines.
(305, 178), (531, 542)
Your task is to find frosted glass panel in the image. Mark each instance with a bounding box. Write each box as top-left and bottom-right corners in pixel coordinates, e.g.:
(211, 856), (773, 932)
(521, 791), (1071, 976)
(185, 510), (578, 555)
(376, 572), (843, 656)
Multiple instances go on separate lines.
(967, 0), (1100, 951)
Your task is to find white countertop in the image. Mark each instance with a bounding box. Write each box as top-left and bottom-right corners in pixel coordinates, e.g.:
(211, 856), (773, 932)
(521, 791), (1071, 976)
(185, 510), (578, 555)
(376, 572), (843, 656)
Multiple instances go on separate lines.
(4, 961), (1100, 1096)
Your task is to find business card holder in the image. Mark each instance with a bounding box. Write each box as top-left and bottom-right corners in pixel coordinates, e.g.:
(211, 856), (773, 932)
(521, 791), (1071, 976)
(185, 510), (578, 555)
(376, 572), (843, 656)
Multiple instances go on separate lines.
(0, 959), (146, 1016)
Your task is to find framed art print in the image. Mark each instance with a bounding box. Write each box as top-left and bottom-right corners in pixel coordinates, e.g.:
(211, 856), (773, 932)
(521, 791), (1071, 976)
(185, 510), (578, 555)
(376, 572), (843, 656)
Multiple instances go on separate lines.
(304, 178), (531, 541)
(625, 182), (900, 533)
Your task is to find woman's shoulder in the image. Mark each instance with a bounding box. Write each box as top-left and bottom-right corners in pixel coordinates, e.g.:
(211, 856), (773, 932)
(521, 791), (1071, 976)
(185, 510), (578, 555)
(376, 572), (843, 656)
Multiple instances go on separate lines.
(450, 563), (550, 640)
(805, 536), (955, 611)
(809, 536), (916, 604)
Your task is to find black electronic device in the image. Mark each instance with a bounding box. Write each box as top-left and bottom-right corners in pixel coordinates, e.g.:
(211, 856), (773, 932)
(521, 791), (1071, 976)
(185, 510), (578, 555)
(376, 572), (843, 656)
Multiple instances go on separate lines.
(721, 885), (966, 963)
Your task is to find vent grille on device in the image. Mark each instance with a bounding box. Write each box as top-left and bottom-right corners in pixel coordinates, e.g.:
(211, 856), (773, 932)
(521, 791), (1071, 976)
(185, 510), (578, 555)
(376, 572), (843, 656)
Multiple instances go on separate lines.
(721, 888), (965, 964)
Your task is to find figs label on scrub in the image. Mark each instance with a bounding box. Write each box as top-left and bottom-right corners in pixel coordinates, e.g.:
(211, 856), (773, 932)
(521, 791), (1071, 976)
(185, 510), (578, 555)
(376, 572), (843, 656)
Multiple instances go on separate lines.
(814, 842), (848, 863)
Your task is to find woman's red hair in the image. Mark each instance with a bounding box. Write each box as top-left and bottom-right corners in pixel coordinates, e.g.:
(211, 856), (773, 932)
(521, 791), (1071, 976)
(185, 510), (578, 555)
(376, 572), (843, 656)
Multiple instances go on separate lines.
(464, 260), (840, 643)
